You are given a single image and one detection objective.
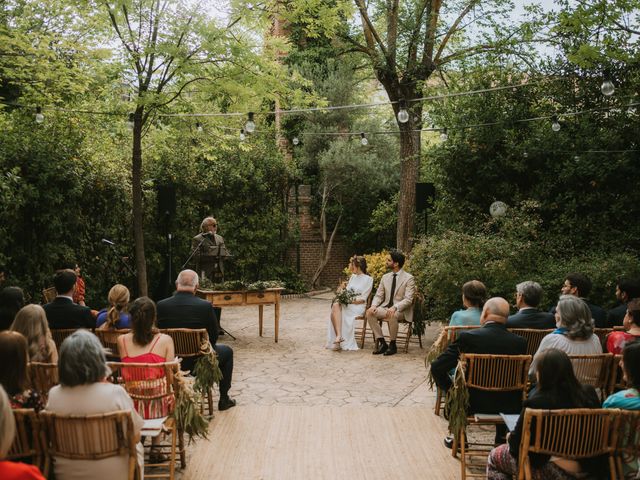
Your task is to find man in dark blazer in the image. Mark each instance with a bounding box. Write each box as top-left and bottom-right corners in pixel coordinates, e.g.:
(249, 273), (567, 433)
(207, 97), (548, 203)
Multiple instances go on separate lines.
(607, 277), (640, 327)
(43, 269), (94, 330)
(548, 272), (607, 328)
(507, 281), (556, 329)
(157, 269), (235, 411)
(431, 297), (527, 446)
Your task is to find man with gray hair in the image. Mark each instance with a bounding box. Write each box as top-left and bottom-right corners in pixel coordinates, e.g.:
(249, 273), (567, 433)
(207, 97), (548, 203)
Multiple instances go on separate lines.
(157, 270), (236, 411)
(506, 281), (555, 329)
(192, 216), (231, 283)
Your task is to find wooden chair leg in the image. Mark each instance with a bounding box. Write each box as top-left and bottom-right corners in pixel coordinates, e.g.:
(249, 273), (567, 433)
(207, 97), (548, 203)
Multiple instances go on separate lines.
(207, 387), (214, 416)
(169, 424), (177, 480)
(178, 428), (186, 468)
(404, 322), (412, 353)
(434, 387), (442, 416)
(460, 428), (467, 480)
(359, 317), (367, 349)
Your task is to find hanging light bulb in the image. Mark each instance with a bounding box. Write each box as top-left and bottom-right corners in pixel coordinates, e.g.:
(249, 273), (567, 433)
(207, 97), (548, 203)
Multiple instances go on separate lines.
(196, 122), (203, 133)
(35, 106), (44, 124)
(551, 115), (561, 132)
(440, 128), (448, 142)
(600, 71), (615, 96)
(573, 154), (580, 162)
(245, 112), (255, 133)
(397, 99), (409, 124)
(360, 132), (368, 146)
(292, 136), (300, 146)
(127, 113), (135, 130)
(239, 129), (246, 141)
(523, 151), (529, 159)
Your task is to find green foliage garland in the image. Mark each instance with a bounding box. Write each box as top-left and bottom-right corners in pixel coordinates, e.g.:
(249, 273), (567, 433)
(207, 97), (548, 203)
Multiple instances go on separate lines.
(444, 359), (470, 438)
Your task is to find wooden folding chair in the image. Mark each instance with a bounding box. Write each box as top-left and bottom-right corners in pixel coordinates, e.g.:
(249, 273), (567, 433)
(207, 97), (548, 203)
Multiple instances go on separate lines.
(516, 408), (619, 480)
(372, 299), (421, 353)
(354, 293), (373, 349)
(50, 328), (79, 350)
(108, 360), (184, 477)
(452, 353), (532, 480)
(8, 408), (48, 477)
(159, 328), (214, 415)
(40, 409), (138, 480)
(507, 328), (553, 356)
(95, 329), (131, 360)
(613, 409), (640, 480)
(432, 325), (481, 417)
(568, 353), (614, 401)
(29, 362), (59, 403)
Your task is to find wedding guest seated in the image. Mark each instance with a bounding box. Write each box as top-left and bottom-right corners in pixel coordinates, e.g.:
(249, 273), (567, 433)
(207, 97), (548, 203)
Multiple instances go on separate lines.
(448, 280), (486, 327)
(506, 281), (555, 329)
(96, 284), (131, 330)
(0, 287), (25, 331)
(43, 270), (93, 330)
(530, 295), (602, 376)
(604, 341), (640, 409)
(549, 272), (607, 328)
(10, 304), (58, 363)
(431, 297), (527, 447)
(326, 255), (373, 351)
(606, 298), (640, 354)
(58, 261), (87, 306)
(157, 270), (236, 411)
(46, 330), (144, 480)
(0, 385), (46, 480)
(0, 331), (44, 411)
(487, 349), (604, 480)
(607, 277), (640, 328)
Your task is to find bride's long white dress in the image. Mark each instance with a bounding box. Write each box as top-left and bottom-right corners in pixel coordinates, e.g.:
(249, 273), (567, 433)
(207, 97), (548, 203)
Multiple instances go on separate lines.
(326, 273), (374, 351)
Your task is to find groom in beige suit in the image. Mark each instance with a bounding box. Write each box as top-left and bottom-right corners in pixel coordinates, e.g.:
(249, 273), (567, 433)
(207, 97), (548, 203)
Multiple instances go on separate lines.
(366, 249), (415, 356)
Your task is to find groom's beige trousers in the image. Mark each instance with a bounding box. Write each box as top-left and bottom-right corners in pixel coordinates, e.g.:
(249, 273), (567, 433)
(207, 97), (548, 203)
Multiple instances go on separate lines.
(366, 307), (406, 341)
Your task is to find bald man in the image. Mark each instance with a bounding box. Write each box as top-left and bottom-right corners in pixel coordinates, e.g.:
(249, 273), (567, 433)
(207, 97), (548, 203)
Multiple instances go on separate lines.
(431, 297), (527, 446)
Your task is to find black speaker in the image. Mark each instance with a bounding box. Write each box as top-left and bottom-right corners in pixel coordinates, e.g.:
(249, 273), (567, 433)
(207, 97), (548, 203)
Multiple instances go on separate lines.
(157, 183), (176, 218)
(415, 183), (435, 212)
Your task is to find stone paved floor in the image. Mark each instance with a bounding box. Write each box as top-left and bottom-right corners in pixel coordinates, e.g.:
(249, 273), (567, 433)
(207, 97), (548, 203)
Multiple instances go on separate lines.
(217, 292), (442, 408)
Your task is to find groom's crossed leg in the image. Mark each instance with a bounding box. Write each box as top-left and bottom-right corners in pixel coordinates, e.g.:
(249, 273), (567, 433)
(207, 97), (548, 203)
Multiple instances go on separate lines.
(366, 307), (404, 356)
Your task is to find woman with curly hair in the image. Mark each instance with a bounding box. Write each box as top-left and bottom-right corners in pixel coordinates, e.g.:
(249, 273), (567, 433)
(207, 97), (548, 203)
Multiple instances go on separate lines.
(10, 304), (58, 363)
(529, 295), (602, 376)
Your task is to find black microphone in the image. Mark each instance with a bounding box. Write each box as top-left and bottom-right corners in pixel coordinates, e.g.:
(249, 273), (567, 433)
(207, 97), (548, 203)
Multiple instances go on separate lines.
(101, 238), (115, 246)
(202, 232), (213, 238)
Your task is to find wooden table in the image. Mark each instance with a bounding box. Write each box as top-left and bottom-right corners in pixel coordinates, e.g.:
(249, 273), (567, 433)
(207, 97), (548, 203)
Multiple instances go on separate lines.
(197, 288), (284, 342)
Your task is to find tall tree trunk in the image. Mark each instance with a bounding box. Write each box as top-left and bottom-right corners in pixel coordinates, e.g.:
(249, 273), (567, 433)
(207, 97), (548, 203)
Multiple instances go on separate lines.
(131, 106), (148, 296)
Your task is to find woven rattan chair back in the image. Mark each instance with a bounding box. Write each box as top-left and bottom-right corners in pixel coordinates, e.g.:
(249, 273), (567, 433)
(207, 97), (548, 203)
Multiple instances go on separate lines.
(159, 329), (209, 359)
(517, 408), (618, 480)
(8, 408), (47, 476)
(614, 409), (640, 480)
(507, 328), (554, 356)
(40, 409), (137, 479)
(42, 287), (57, 304)
(50, 328), (78, 350)
(107, 361), (179, 420)
(95, 329), (130, 357)
(462, 353), (532, 396)
(444, 325), (481, 343)
(567, 354), (614, 398)
(28, 362), (59, 403)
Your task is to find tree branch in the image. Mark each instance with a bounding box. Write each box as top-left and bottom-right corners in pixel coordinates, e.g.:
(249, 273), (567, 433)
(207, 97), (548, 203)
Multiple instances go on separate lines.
(433, 0), (479, 64)
(420, 0), (442, 69)
(353, 0), (390, 62)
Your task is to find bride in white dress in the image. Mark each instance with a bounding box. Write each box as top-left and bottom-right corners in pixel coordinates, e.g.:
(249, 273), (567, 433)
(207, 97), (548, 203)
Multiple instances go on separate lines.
(326, 256), (373, 351)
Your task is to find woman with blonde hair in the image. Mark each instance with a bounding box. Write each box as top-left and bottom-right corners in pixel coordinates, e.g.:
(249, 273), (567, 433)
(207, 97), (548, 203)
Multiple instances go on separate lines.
(10, 304), (57, 363)
(96, 284), (131, 330)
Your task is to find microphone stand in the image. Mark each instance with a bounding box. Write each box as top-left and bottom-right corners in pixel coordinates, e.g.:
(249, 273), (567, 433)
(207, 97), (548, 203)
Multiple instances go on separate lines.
(105, 242), (136, 279)
(182, 236), (207, 271)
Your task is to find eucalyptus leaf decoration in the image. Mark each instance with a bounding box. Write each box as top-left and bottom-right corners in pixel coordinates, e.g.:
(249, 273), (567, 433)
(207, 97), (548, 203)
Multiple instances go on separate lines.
(172, 370), (209, 442)
(193, 340), (223, 394)
(444, 358), (469, 438)
(425, 325), (447, 389)
(332, 288), (358, 306)
(246, 280), (285, 291)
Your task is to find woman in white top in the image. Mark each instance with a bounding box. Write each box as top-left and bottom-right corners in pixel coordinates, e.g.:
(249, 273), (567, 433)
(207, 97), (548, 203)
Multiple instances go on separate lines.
(529, 295), (602, 377)
(326, 256), (373, 351)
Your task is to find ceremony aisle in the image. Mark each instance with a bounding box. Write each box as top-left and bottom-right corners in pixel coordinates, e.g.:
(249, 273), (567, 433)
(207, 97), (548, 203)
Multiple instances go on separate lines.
(180, 294), (458, 479)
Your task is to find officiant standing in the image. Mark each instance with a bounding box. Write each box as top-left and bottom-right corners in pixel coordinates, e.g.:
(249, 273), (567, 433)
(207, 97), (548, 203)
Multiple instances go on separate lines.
(192, 216), (231, 283)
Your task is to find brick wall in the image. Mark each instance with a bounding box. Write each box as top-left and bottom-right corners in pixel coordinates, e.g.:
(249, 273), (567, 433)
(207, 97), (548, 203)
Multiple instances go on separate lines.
(286, 185), (352, 288)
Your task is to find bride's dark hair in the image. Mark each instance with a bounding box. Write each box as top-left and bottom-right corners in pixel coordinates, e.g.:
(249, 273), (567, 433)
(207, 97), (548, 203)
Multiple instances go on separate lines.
(351, 255), (368, 275)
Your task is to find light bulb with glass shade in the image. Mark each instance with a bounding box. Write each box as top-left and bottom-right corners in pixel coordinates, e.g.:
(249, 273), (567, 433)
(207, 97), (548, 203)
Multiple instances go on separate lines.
(292, 136), (300, 146)
(360, 132), (368, 146)
(239, 129), (246, 141)
(127, 112), (135, 130)
(196, 122), (203, 133)
(551, 115), (561, 132)
(440, 128), (448, 141)
(245, 112), (255, 133)
(489, 201), (507, 219)
(600, 71), (615, 97)
(35, 106), (44, 124)
(397, 99), (409, 124)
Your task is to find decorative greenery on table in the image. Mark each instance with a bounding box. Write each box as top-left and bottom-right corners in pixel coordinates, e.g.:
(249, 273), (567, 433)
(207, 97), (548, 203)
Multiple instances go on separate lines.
(332, 288), (358, 306)
(198, 278), (284, 291)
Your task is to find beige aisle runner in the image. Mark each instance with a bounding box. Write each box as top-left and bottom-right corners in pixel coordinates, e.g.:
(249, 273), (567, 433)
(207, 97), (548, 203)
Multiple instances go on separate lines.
(183, 405), (458, 479)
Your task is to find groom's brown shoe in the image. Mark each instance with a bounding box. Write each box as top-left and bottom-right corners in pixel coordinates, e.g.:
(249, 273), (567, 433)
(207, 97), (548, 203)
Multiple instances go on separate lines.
(372, 338), (388, 355)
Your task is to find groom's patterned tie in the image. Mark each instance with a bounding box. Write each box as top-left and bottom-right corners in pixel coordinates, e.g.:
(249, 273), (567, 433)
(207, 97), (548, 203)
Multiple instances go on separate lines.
(385, 273), (397, 308)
